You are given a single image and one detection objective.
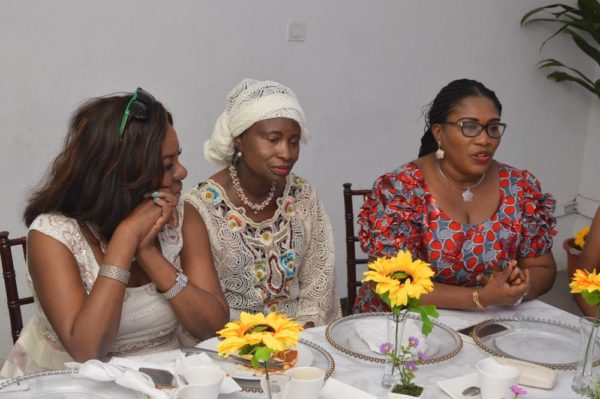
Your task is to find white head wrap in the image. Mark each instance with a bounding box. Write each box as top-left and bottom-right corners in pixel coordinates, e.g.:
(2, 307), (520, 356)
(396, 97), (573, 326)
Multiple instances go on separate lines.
(204, 79), (309, 167)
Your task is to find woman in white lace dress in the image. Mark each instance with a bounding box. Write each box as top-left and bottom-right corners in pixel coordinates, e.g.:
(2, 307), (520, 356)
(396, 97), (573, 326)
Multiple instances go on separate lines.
(184, 79), (341, 327)
(1, 88), (228, 378)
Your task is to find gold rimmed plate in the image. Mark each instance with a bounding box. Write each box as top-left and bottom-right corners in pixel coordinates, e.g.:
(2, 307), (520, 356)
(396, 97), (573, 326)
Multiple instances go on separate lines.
(472, 316), (599, 370)
(325, 312), (462, 364)
(195, 337), (335, 393)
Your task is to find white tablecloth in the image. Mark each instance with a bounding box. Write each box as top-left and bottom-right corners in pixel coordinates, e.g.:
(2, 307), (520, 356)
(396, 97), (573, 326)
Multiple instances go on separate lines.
(0, 300), (584, 398)
(223, 300), (581, 399)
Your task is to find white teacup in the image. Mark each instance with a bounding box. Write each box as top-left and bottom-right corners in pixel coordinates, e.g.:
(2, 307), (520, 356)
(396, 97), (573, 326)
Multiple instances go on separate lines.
(284, 366), (325, 399)
(477, 357), (520, 399)
(179, 366), (224, 399)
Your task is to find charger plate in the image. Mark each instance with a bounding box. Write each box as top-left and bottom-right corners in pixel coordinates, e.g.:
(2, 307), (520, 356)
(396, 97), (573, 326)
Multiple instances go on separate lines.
(325, 312), (462, 364)
(0, 369), (146, 398)
(472, 316), (600, 370)
(195, 338), (335, 394)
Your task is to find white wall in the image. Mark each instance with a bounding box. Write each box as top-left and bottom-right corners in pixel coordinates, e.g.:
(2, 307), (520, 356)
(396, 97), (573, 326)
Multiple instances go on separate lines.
(0, 0), (595, 358)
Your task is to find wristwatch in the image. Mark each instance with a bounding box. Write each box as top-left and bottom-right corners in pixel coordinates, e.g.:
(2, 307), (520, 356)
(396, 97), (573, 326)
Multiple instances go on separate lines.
(163, 270), (188, 300)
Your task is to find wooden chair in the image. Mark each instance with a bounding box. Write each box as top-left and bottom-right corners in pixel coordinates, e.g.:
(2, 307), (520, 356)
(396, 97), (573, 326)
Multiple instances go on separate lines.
(0, 231), (34, 343)
(342, 183), (371, 315)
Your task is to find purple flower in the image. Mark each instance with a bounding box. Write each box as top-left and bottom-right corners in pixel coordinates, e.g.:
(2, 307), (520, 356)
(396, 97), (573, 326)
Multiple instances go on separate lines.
(405, 361), (417, 371)
(510, 385), (527, 397)
(417, 351), (428, 363)
(380, 342), (393, 354)
(408, 336), (419, 348)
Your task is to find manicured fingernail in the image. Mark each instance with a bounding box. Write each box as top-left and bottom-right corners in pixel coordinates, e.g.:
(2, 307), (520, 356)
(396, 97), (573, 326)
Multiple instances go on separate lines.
(153, 197), (160, 201)
(151, 191), (160, 196)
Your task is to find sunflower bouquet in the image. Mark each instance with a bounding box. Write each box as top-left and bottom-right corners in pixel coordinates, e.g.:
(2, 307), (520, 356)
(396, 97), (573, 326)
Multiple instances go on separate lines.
(570, 269), (600, 394)
(362, 250), (438, 393)
(217, 311), (303, 399)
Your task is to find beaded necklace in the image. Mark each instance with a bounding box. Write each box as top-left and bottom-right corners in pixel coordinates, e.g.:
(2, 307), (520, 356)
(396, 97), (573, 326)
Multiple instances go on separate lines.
(228, 165), (277, 214)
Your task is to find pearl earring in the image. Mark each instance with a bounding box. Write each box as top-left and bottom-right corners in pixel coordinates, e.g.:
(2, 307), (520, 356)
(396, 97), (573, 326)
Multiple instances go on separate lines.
(435, 141), (445, 160)
(236, 151), (242, 159)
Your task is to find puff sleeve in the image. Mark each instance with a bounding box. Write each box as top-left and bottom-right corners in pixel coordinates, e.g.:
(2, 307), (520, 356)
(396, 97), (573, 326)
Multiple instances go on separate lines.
(357, 165), (425, 258)
(517, 170), (557, 258)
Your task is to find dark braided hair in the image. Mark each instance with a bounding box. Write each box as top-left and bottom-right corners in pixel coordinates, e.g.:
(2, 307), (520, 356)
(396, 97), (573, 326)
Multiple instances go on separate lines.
(418, 79), (502, 157)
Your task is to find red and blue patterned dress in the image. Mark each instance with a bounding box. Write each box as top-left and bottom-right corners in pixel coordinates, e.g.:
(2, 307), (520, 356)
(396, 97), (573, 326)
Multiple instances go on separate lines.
(353, 162), (556, 313)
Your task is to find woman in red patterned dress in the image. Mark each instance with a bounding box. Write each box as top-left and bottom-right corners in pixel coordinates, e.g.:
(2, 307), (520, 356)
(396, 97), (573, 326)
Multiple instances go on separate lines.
(354, 79), (557, 312)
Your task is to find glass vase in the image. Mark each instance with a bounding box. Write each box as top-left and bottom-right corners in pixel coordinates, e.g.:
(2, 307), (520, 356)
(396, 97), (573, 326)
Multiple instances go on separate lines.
(260, 373), (290, 399)
(572, 317), (600, 394)
(382, 312), (408, 388)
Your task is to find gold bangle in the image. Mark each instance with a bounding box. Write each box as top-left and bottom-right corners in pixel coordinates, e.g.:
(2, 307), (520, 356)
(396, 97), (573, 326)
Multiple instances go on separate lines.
(472, 288), (485, 309)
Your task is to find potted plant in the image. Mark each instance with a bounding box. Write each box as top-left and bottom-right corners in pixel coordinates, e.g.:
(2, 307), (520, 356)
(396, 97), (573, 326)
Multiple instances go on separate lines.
(362, 250), (439, 397)
(521, 0), (600, 100)
(565, 226), (590, 277)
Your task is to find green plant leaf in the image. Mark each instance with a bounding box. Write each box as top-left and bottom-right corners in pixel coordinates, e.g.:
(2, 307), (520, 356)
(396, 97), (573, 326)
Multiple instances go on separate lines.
(238, 344), (254, 356)
(546, 71), (598, 95)
(582, 290), (600, 305)
(564, 28), (600, 66)
(538, 58), (595, 84)
(253, 346), (273, 368)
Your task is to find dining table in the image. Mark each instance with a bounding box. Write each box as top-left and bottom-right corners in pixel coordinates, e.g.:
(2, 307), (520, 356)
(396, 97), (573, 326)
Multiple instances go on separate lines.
(0, 299), (587, 398)
(223, 299), (583, 399)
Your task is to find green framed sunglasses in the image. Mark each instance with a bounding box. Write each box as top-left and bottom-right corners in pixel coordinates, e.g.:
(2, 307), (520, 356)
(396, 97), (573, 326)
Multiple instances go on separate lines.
(118, 87), (156, 138)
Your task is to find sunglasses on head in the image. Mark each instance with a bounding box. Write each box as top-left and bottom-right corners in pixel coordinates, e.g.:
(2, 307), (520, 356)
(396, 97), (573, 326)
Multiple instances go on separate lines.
(118, 87), (157, 138)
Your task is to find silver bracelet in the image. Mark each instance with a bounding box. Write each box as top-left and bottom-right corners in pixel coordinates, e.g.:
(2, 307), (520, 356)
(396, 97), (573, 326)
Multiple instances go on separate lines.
(98, 264), (131, 285)
(163, 270), (188, 300)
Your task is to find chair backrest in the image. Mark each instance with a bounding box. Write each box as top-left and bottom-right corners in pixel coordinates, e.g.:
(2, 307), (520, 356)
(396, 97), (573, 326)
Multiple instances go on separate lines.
(0, 231), (34, 343)
(342, 183), (371, 315)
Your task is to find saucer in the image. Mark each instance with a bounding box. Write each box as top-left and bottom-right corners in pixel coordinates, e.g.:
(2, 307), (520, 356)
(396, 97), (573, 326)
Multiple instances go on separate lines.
(437, 372), (480, 399)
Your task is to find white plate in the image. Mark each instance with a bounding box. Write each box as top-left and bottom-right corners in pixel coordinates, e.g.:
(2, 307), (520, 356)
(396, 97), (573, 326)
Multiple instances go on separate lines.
(437, 372), (480, 399)
(0, 373), (146, 399)
(197, 337), (314, 381)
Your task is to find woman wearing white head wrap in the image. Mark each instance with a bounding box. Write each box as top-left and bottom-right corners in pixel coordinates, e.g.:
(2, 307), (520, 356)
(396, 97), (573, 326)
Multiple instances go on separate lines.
(184, 79), (340, 327)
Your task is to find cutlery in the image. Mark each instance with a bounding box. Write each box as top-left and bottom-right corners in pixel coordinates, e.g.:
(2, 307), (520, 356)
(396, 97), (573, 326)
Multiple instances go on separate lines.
(462, 386), (480, 396)
(180, 346), (284, 369)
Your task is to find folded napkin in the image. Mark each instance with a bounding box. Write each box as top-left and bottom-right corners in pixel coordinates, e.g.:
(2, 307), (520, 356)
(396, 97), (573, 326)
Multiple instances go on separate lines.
(353, 317), (427, 354)
(109, 350), (241, 394)
(319, 378), (376, 399)
(66, 359), (169, 399)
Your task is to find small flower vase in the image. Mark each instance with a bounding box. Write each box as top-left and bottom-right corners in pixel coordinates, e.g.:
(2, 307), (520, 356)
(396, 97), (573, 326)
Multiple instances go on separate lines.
(388, 382), (425, 399)
(572, 317), (600, 394)
(260, 373), (291, 399)
(382, 313), (408, 387)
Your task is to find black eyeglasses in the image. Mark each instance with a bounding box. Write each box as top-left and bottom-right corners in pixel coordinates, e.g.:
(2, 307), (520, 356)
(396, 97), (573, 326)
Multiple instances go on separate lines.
(442, 121), (507, 138)
(118, 87), (156, 138)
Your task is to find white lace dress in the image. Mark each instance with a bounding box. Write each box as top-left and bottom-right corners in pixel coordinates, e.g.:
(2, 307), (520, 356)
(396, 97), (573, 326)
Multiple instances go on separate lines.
(0, 204), (185, 378)
(185, 174), (341, 326)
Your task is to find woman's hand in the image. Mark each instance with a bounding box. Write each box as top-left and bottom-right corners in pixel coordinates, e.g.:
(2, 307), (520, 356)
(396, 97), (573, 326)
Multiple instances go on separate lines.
(477, 262), (530, 307)
(116, 190), (178, 251)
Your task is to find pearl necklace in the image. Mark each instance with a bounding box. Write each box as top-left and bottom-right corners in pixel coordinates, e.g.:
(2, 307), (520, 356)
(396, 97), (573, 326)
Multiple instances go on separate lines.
(436, 162), (486, 202)
(228, 165), (277, 214)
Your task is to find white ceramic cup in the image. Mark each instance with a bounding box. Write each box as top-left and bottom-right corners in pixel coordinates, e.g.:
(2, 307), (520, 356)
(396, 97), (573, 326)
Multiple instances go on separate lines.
(284, 366), (325, 399)
(476, 357), (520, 399)
(178, 366), (224, 399)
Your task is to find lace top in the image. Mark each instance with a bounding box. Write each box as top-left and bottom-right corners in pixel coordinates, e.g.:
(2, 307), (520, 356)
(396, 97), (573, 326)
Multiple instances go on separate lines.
(0, 204), (184, 377)
(185, 174), (341, 326)
(354, 162), (556, 313)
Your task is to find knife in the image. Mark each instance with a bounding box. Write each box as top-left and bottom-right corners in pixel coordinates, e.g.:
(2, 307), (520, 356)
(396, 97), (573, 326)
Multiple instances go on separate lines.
(180, 346), (284, 369)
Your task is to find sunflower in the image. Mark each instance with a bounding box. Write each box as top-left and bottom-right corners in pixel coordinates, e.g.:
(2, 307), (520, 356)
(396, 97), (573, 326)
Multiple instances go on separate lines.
(363, 250), (434, 308)
(570, 269), (600, 294)
(217, 312), (303, 358)
(575, 226), (590, 249)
